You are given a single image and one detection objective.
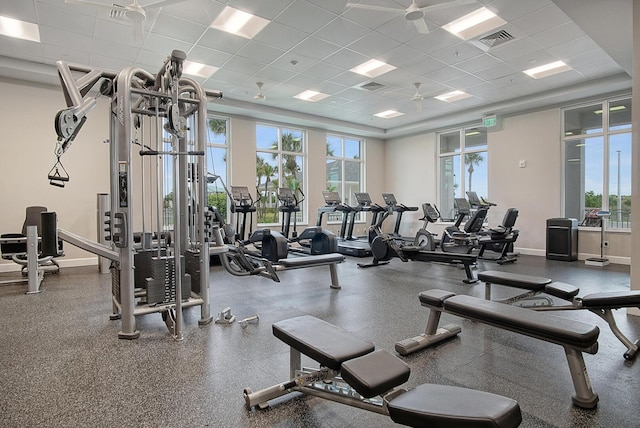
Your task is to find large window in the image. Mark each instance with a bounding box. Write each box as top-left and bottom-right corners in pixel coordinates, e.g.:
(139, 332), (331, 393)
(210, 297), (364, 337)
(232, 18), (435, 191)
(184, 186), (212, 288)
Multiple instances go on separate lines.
(256, 124), (306, 225)
(563, 97), (631, 229)
(438, 127), (488, 220)
(326, 135), (364, 222)
(205, 115), (229, 221)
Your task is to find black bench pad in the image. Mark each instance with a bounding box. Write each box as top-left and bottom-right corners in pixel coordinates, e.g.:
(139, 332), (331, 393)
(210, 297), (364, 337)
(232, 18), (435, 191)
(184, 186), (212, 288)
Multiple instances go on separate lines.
(545, 282), (579, 300)
(278, 253), (344, 268)
(388, 384), (522, 428)
(419, 289), (456, 308)
(581, 290), (640, 309)
(443, 295), (599, 350)
(340, 349), (410, 398)
(478, 270), (551, 290)
(272, 316), (374, 371)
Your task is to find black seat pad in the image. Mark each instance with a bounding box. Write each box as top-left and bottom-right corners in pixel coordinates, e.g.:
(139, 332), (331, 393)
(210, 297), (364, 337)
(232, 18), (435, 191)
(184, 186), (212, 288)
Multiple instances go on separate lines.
(478, 270), (551, 290)
(581, 290), (640, 309)
(388, 384), (522, 428)
(272, 316), (374, 370)
(278, 253), (344, 268)
(444, 295), (599, 350)
(340, 349), (410, 398)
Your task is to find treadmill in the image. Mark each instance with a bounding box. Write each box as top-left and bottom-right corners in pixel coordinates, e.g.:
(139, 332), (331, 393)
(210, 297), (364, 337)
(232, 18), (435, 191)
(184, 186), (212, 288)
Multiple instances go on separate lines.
(381, 193), (418, 243)
(319, 191), (371, 257)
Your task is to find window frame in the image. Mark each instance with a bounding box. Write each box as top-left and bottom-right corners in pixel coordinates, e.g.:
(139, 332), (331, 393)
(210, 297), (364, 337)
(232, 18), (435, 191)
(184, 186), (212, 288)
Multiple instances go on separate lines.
(437, 126), (488, 221)
(561, 95), (632, 230)
(205, 114), (229, 222)
(326, 134), (365, 223)
(256, 123), (308, 226)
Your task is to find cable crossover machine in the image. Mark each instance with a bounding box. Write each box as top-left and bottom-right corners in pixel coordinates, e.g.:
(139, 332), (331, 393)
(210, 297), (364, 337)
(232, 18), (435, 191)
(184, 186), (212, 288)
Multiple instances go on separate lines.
(50, 50), (223, 340)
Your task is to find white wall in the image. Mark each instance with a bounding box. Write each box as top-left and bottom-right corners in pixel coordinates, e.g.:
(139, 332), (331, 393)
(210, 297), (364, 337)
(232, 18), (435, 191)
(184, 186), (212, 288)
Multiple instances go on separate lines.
(0, 78), (110, 271)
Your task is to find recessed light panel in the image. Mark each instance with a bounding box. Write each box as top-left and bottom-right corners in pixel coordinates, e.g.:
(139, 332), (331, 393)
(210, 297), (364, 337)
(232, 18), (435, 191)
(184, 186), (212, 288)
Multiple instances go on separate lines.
(294, 90), (329, 102)
(434, 90), (471, 102)
(374, 110), (404, 119)
(0, 16), (40, 42)
(350, 59), (396, 78)
(523, 61), (572, 79)
(183, 61), (218, 78)
(442, 7), (506, 40)
(210, 6), (270, 39)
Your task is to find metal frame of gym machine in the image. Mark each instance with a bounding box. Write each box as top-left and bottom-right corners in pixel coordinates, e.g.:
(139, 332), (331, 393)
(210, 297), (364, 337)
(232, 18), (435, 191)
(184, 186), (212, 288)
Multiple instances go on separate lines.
(52, 50), (219, 340)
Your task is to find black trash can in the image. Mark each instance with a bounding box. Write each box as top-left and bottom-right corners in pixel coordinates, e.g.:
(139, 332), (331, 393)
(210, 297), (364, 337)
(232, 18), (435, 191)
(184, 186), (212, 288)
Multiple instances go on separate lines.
(546, 218), (578, 261)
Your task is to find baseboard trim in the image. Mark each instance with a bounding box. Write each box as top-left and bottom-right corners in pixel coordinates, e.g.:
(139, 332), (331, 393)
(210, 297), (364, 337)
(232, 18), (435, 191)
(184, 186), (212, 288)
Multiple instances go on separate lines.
(0, 257), (99, 273)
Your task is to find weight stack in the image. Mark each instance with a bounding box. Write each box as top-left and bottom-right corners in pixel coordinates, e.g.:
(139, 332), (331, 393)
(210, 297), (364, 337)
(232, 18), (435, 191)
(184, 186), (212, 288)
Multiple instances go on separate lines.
(184, 250), (201, 293)
(145, 255), (191, 305)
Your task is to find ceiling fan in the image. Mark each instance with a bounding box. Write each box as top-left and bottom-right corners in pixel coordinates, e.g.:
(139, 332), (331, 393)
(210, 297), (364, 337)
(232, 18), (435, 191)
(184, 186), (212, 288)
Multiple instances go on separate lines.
(411, 82), (425, 111)
(254, 82), (266, 101)
(65, 0), (190, 40)
(346, 0), (476, 34)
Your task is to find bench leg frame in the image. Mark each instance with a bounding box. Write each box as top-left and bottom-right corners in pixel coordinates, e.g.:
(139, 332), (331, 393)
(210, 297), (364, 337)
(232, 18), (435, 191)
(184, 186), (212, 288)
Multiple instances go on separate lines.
(244, 346), (391, 414)
(590, 308), (639, 361)
(564, 347), (599, 409)
(395, 308), (461, 356)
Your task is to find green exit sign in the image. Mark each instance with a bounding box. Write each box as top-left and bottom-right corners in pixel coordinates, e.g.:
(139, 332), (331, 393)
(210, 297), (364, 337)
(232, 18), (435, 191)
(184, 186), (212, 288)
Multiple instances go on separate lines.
(483, 115), (497, 127)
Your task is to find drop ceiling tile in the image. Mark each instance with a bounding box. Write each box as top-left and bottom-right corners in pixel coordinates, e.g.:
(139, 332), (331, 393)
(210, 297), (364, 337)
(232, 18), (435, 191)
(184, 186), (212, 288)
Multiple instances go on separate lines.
(93, 18), (148, 47)
(314, 16), (370, 46)
(322, 48), (368, 70)
(375, 15), (422, 44)
(330, 71), (374, 89)
(52, 0), (100, 18)
(306, 0), (350, 15)
(445, 73), (487, 90)
(37, 2), (95, 37)
(531, 21), (585, 49)
(512, 4), (571, 37)
(488, 37), (544, 62)
(405, 28), (461, 55)
(1, 1), (36, 21)
(456, 54), (507, 74)
(373, 68), (416, 87)
(160, 0), (225, 27)
(290, 36), (341, 60)
(89, 54), (133, 72)
(377, 44), (426, 68)
(274, 0), (337, 34)
(39, 25), (93, 53)
(227, 0), (295, 20)
(253, 21), (309, 51)
(149, 13), (207, 44)
(0, 38), (43, 62)
(92, 38), (141, 62)
(472, 62), (519, 81)
(42, 44), (90, 65)
(568, 49), (618, 69)
(236, 40), (286, 65)
(579, 60), (627, 79)
(283, 73), (325, 89)
(342, 5), (398, 29)
(224, 55), (269, 75)
(187, 46), (232, 67)
(487, 0), (553, 21)
(347, 31), (402, 58)
(429, 42), (484, 66)
(490, 71), (530, 88)
(271, 52), (315, 71)
(302, 61), (343, 80)
(135, 50), (171, 70)
(548, 37), (604, 61)
(210, 67), (253, 85)
(400, 55), (447, 76)
(255, 65), (298, 82)
(504, 49), (559, 72)
(198, 28), (249, 55)
(424, 65), (468, 84)
(143, 33), (194, 56)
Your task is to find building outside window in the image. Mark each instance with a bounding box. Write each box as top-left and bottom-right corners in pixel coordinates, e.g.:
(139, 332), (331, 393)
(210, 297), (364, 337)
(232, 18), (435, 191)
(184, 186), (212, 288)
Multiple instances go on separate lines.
(326, 135), (364, 222)
(205, 115), (229, 222)
(563, 97), (631, 229)
(438, 127), (488, 221)
(256, 124), (306, 225)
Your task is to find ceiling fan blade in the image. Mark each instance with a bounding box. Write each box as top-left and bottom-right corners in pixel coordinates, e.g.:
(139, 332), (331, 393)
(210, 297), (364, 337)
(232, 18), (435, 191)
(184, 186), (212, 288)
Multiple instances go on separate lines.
(133, 20), (144, 41)
(346, 3), (405, 13)
(143, 0), (189, 9)
(414, 98), (423, 112)
(420, 0), (476, 14)
(65, 0), (121, 12)
(413, 18), (429, 34)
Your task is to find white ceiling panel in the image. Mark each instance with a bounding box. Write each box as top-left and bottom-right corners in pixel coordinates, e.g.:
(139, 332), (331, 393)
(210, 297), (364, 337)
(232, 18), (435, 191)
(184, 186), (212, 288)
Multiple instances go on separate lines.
(0, 0), (629, 139)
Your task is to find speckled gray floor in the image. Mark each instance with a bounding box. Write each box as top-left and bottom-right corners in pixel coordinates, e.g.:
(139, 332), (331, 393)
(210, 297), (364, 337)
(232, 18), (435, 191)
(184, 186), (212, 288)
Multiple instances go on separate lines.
(0, 254), (638, 427)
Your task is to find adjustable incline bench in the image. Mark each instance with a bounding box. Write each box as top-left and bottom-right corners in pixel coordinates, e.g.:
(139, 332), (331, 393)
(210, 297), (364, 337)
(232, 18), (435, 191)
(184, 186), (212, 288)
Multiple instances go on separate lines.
(245, 315), (522, 427)
(396, 290), (600, 409)
(479, 270), (640, 361)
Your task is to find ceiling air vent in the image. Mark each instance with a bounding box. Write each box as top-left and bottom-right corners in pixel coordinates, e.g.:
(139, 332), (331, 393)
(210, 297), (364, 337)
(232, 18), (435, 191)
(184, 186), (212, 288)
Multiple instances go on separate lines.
(355, 81), (386, 92)
(476, 30), (515, 50)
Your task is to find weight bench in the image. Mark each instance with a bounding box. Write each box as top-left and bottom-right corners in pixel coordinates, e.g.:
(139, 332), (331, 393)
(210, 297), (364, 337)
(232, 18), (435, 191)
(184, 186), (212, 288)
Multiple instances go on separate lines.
(479, 270), (640, 361)
(245, 315), (522, 427)
(396, 290), (600, 409)
(276, 253), (345, 289)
